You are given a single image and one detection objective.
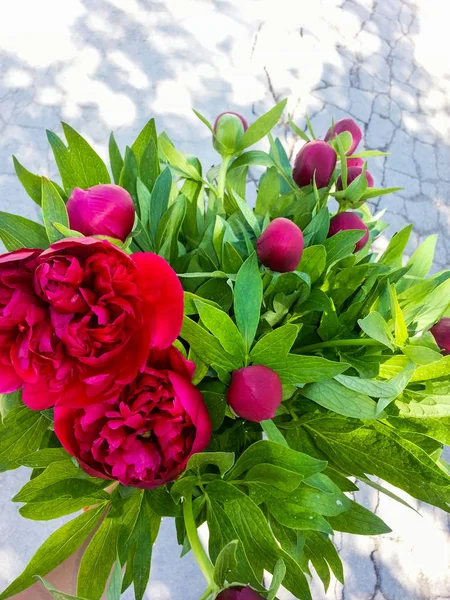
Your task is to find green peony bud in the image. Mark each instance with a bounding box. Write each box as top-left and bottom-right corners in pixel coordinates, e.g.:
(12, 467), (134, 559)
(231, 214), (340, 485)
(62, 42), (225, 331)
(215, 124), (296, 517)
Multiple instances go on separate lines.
(213, 111), (248, 156)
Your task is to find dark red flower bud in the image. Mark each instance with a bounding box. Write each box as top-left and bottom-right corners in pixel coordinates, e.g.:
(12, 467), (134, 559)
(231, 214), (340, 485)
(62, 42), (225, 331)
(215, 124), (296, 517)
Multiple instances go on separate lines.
(430, 318), (450, 355)
(67, 184), (135, 242)
(213, 111), (248, 155)
(324, 118), (362, 155)
(292, 141), (337, 189)
(257, 217), (304, 273)
(346, 157), (364, 168)
(328, 212), (369, 252)
(336, 166), (374, 191)
(227, 365), (282, 423)
(216, 586), (264, 600)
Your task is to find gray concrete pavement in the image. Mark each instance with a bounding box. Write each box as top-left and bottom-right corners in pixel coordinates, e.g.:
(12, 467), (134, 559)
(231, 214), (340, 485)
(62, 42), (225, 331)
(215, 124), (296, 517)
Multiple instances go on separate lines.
(0, 1), (449, 598)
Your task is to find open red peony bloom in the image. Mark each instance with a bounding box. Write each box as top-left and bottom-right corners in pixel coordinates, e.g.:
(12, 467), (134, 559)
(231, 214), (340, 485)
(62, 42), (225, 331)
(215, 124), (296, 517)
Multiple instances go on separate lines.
(54, 346), (212, 488)
(0, 249), (46, 394)
(1, 237), (184, 410)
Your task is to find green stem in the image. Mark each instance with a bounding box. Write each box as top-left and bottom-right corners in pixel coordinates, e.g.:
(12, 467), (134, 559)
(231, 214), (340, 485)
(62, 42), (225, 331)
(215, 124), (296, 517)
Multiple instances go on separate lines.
(217, 154), (232, 203)
(296, 338), (382, 353)
(183, 495), (215, 586)
(198, 587), (213, 600)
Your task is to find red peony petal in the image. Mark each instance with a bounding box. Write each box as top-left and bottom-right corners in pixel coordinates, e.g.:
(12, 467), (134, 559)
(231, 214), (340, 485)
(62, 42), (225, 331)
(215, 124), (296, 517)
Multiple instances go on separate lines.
(132, 252), (184, 350)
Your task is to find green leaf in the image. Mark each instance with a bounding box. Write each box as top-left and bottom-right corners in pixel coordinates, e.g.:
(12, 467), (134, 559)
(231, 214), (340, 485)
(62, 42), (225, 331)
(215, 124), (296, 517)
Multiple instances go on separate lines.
(41, 178), (69, 243)
(52, 223), (84, 238)
(213, 540), (239, 587)
(412, 277), (450, 331)
(0, 230), (21, 252)
(267, 558), (286, 600)
(335, 361), (415, 399)
(187, 452), (235, 476)
(228, 150), (276, 171)
(156, 194), (187, 261)
(403, 345), (441, 365)
(0, 391), (22, 422)
(132, 494), (160, 600)
(132, 118), (157, 165)
(303, 207), (330, 246)
(388, 284), (408, 346)
(231, 191), (261, 236)
(119, 147), (139, 209)
(46, 130), (81, 192)
(379, 224), (413, 266)
(250, 324), (298, 364)
(77, 516), (120, 600)
(260, 420), (289, 447)
(324, 229), (365, 267)
(245, 464), (302, 491)
(108, 133), (124, 184)
(199, 380), (227, 430)
(348, 150), (389, 158)
(240, 99), (287, 150)
(288, 117), (310, 142)
(61, 122), (110, 187)
(18, 448), (71, 468)
(158, 133), (201, 181)
(360, 187), (402, 201)
(13, 157), (66, 205)
(135, 178), (151, 234)
(195, 299), (246, 362)
(234, 253), (263, 351)
(302, 417), (450, 511)
(193, 109), (214, 133)
(107, 555), (122, 600)
(0, 506), (105, 600)
(207, 481), (312, 600)
(298, 245), (326, 283)
(35, 577), (88, 600)
(20, 495), (108, 521)
(227, 440), (327, 480)
(0, 406), (48, 470)
(358, 311), (395, 350)
(255, 167), (280, 216)
(302, 379), (379, 419)
(180, 316), (241, 371)
(140, 138), (160, 192)
(149, 166), (172, 239)
(207, 499), (263, 591)
(328, 500), (391, 535)
(260, 354), (349, 385)
(0, 211), (48, 249)
(406, 234), (437, 278)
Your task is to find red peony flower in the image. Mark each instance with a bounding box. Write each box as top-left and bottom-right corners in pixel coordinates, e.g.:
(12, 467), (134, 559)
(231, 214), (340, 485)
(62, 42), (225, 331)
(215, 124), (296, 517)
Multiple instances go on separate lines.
(54, 346), (212, 488)
(0, 249), (45, 394)
(4, 237), (184, 410)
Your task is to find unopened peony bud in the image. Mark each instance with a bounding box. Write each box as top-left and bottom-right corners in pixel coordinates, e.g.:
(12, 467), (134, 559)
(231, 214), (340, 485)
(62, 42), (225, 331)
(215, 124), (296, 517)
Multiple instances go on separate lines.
(336, 166), (374, 191)
(430, 318), (450, 355)
(347, 157), (364, 168)
(325, 118), (362, 155)
(213, 111), (248, 156)
(257, 217), (304, 272)
(292, 141), (337, 189)
(227, 365), (282, 422)
(216, 587), (264, 600)
(328, 212), (369, 252)
(67, 184), (135, 242)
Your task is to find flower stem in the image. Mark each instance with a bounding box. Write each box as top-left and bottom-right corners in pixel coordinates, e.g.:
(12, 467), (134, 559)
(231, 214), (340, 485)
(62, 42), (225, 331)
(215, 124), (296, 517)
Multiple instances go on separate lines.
(217, 154), (232, 204)
(296, 338), (382, 352)
(183, 494), (215, 586)
(198, 587), (213, 600)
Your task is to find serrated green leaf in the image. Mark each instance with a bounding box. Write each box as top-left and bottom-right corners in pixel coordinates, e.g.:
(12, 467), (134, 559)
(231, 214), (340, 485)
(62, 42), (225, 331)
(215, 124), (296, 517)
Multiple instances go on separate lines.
(0, 506), (105, 600)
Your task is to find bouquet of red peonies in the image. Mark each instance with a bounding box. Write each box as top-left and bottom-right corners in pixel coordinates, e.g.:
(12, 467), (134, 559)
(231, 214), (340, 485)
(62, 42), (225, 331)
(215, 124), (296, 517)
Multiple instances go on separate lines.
(1, 102), (450, 600)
